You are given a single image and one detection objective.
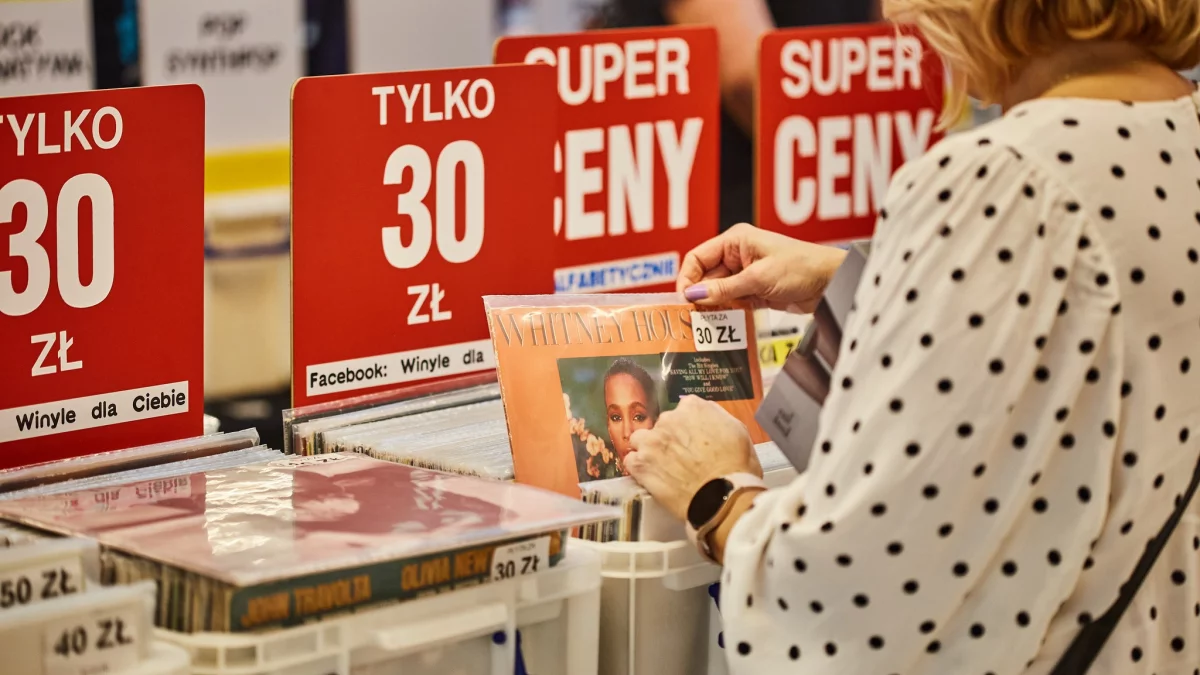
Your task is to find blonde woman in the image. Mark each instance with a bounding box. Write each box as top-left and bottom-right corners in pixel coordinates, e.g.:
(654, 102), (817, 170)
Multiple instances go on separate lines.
(624, 1), (1200, 673)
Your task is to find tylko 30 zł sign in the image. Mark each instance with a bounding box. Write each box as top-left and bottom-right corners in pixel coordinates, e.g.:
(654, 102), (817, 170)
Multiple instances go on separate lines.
(757, 24), (945, 243)
(495, 27), (720, 294)
(0, 85), (205, 469)
(290, 64), (558, 406)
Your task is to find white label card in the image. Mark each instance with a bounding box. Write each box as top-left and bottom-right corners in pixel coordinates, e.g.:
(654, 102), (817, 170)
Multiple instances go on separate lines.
(42, 604), (139, 675)
(691, 310), (749, 352)
(139, 0), (304, 149)
(0, 0), (93, 97)
(491, 536), (551, 583)
(0, 558), (84, 611)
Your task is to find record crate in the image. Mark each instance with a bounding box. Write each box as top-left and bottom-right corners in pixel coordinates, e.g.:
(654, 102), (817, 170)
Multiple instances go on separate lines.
(576, 465), (799, 675)
(157, 547), (602, 675)
(574, 539), (727, 675)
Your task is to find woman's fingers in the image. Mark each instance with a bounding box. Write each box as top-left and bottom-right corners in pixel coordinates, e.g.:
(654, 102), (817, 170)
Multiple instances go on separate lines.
(685, 264), (764, 305)
(676, 228), (746, 293)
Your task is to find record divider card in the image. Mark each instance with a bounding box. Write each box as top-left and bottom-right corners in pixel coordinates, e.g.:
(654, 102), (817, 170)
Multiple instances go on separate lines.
(494, 27), (721, 294)
(755, 23), (945, 244)
(290, 64), (560, 407)
(0, 85), (206, 471)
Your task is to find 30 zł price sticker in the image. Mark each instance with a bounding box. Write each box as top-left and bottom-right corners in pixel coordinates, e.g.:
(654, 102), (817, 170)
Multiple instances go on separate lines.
(490, 536), (550, 583)
(691, 310), (748, 352)
(756, 24), (944, 243)
(291, 65), (558, 406)
(0, 85), (204, 470)
(42, 604), (140, 675)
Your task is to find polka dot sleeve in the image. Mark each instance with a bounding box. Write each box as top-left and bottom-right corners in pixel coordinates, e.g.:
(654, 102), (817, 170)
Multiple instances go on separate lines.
(720, 141), (1113, 673)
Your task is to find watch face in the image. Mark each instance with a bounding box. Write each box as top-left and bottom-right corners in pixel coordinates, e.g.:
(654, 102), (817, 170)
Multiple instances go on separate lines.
(688, 478), (733, 529)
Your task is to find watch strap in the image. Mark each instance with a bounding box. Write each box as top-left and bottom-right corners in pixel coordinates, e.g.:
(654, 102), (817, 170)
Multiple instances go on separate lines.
(687, 472), (766, 562)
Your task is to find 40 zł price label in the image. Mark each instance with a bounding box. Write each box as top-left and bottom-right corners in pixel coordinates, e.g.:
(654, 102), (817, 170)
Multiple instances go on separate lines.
(42, 604), (140, 675)
(0, 85), (204, 469)
(291, 64), (558, 406)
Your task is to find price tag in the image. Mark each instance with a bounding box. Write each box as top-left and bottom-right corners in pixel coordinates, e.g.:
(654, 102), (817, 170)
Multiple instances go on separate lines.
(490, 536), (551, 583)
(0, 0), (93, 97)
(291, 65), (558, 406)
(759, 337), (801, 369)
(690, 310), (748, 352)
(0, 85), (205, 470)
(0, 559), (84, 611)
(495, 27), (720, 293)
(42, 604), (139, 675)
(139, 0), (305, 150)
(755, 24), (945, 243)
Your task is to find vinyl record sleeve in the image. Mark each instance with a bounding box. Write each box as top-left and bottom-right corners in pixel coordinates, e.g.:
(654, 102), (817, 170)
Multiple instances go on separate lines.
(0, 453), (616, 588)
(486, 294), (768, 498)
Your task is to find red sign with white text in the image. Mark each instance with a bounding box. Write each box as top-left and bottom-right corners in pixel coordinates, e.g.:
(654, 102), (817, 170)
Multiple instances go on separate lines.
(757, 24), (945, 243)
(495, 27), (719, 294)
(0, 85), (205, 470)
(291, 65), (558, 407)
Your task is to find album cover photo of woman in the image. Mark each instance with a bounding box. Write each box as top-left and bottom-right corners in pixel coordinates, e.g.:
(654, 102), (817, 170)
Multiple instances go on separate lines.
(558, 355), (677, 482)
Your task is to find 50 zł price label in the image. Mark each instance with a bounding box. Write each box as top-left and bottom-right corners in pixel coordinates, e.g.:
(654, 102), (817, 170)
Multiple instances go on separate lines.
(0, 86), (204, 469)
(291, 65), (558, 406)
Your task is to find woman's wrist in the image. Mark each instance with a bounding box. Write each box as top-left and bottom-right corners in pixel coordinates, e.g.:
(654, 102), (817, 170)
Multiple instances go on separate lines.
(707, 487), (767, 565)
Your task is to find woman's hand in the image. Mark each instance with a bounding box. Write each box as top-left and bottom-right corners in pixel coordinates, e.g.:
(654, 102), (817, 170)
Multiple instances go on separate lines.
(625, 396), (762, 522)
(677, 223), (848, 314)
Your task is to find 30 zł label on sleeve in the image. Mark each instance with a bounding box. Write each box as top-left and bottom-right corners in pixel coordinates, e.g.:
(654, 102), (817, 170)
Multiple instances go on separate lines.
(490, 536), (551, 583)
(290, 65), (558, 406)
(0, 85), (205, 470)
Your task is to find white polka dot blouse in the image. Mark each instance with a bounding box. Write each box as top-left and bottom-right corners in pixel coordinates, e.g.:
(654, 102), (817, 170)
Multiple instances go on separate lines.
(721, 91), (1200, 674)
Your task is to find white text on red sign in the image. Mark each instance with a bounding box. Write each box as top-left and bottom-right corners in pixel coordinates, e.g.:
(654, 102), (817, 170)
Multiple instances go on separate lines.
(522, 41), (701, 244)
(370, 81), (490, 325)
(2, 107), (126, 399)
(773, 35), (936, 226)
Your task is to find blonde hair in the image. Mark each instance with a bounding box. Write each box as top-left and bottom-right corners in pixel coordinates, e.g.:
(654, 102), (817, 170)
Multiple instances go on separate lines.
(884, 0), (1200, 119)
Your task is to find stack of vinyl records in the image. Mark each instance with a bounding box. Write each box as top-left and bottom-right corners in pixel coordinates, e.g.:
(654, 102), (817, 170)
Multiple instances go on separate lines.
(0, 429), (266, 497)
(277, 294), (811, 544)
(0, 453), (618, 633)
(283, 374), (501, 456)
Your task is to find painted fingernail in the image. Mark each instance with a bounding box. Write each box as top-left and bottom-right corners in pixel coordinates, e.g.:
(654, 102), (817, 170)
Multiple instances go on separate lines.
(684, 284), (708, 301)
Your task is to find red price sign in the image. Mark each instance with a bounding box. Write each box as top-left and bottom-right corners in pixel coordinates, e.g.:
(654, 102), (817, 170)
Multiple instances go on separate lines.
(291, 64), (558, 407)
(0, 85), (205, 470)
(756, 24), (945, 243)
(495, 27), (719, 294)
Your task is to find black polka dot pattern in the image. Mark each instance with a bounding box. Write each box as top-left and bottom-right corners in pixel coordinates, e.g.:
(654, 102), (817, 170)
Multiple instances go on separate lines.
(718, 99), (1200, 674)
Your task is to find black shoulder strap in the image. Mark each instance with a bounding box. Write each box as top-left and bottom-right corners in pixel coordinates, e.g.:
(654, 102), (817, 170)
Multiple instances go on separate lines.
(1050, 453), (1200, 674)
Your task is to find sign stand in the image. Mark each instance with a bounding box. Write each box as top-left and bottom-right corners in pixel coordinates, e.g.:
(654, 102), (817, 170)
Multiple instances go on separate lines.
(495, 27), (721, 293)
(290, 64), (559, 407)
(755, 24), (945, 243)
(0, 85), (206, 470)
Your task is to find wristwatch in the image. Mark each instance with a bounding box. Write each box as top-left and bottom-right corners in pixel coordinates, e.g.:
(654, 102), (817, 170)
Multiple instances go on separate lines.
(686, 473), (767, 562)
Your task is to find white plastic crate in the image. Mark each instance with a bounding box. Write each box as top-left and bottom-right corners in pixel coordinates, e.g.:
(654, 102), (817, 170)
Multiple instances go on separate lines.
(132, 643), (193, 675)
(577, 466), (799, 675)
(159, 547), (602, 675)
(575, 539), (726, 675)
